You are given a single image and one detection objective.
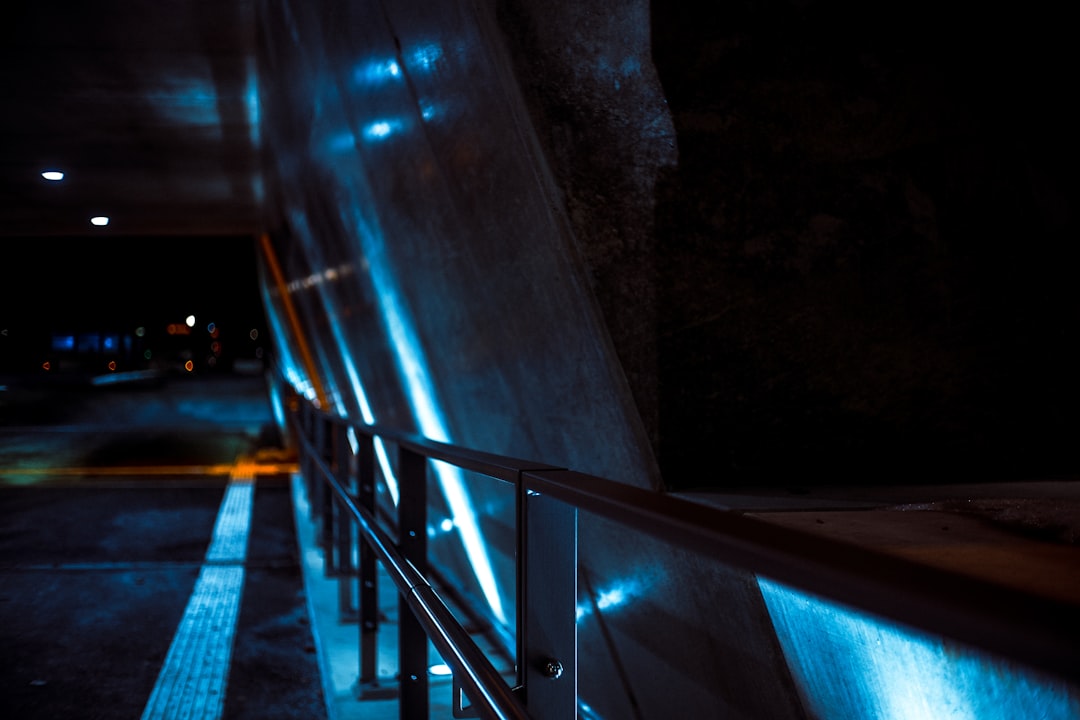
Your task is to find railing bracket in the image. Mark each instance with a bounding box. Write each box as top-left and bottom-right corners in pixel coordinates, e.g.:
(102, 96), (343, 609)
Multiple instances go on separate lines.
(452, 673), (480, 718)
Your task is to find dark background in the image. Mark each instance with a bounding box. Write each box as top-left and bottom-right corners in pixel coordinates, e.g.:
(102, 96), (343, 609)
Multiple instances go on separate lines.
(0, 235), (266, 374)
(496, 0), (1078, 488)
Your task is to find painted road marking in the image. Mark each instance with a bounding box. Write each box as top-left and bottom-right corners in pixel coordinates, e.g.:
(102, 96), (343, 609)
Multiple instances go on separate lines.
(140, 467), (255, 720)
(1, 462), (297, 477)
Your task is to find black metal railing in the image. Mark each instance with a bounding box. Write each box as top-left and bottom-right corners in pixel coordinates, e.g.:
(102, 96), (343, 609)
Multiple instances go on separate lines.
(284, 383), (1080, 720)
(289, 392), (570, 720)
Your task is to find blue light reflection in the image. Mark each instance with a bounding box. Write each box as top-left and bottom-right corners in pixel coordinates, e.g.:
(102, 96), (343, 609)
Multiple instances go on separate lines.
(418, 101), (438, 122)
(758, 578), (1080, 720)
(335, 194), (506, 625)
(352, 58), (401, 86)
(147, 76), (221, 130)
(333, 332), (400, 507)
(362, 119), (405, 142)
(410, 43), (443, 71)
(576, 579), (640, 623)
(259, 263), (316, 403)
(245, 57), (261, 148)
(282, 208), (403, 505)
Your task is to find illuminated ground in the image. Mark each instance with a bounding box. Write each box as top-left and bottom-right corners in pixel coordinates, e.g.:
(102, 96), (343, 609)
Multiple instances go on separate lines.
(0, 372), (500, 719)
(0, 374), (323, 719)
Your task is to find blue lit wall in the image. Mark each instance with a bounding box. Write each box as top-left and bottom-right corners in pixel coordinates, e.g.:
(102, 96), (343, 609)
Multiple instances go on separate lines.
(250, 0), (1079, 717)
(760, 579), (1080, 720)
(253, 3), (681, 710)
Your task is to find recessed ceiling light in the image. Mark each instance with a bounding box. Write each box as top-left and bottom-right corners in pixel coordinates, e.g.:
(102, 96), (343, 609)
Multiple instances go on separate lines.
(41, 170), (65, 181)
(90, 216), (110, 226)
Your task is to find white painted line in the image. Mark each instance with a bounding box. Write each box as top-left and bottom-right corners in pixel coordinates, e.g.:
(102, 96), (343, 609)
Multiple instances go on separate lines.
(206, 480), (255, 563)
(141, 476), (255, 720)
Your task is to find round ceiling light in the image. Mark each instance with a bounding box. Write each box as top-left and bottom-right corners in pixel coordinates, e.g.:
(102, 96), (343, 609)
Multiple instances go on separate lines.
(41, 170), (65, 181)
(90, 216), (110, 226)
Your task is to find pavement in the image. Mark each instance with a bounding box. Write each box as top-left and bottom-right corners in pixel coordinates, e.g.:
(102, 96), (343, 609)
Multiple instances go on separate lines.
(5, 368), (1079, 718)
(0, 370), (482, 719)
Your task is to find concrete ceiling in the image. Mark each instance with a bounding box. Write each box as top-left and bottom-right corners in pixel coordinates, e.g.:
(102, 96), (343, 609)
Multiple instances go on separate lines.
(0, 0), (261, 239)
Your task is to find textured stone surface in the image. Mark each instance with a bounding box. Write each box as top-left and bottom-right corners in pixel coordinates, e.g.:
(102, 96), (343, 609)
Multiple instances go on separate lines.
(494, 0), (678, 454)
(499, 0), (1078, 488)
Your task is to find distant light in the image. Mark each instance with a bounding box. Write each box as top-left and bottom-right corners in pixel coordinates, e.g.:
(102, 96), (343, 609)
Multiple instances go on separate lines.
(207, 322), (216, 333)
(440, 518), (454, 532)
(428, 663), (452, 677)
(184, 360), (194, 372)
(90, 216), (109, 226)
(144, 350), (152, 359)
(51, 334), (75, 352)
(41, 171), (65, 181)
(135, 326), (145, 337)
(249, 329), (259, 341)
(42, 361), (51, 371)
(107, 361), (116, 371)
(185, 315), (196, 328)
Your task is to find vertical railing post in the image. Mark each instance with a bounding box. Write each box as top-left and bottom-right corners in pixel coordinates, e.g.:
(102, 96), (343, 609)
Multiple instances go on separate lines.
(335, 422), (357, 619)
(321, 418), (336, 565)
(310, 408), (325, 532)
(300, 401), (315, 504)
(355, 430), (383, 696)
(398, 446), (429, 720)
(320, 416), (338, 575)
(519, 477), (577, 720)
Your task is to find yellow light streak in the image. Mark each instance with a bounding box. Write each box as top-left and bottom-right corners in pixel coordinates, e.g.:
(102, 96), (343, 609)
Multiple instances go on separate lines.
(1, 460), (298, 478)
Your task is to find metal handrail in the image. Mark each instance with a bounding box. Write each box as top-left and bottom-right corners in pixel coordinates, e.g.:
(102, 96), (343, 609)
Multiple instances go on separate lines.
(521, 469), (1080, 684)
(289, 408), (531, 720)
(285, 387), (1080, 720)
(321, 413), (566, 480)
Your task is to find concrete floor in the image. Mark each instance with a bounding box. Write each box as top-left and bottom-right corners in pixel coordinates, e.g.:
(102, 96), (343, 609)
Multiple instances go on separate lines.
(0, 371), (515, 719)
(4, 369), (1078, 719)
(0, 373), (324, 718)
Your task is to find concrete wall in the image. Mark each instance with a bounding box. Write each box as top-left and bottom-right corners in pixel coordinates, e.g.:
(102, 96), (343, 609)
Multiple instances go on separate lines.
(258, 0), (1080, 490)
(252, 0), (1077, 717)
(255, 0), (660, 490)
(253, 0), (805, 717)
